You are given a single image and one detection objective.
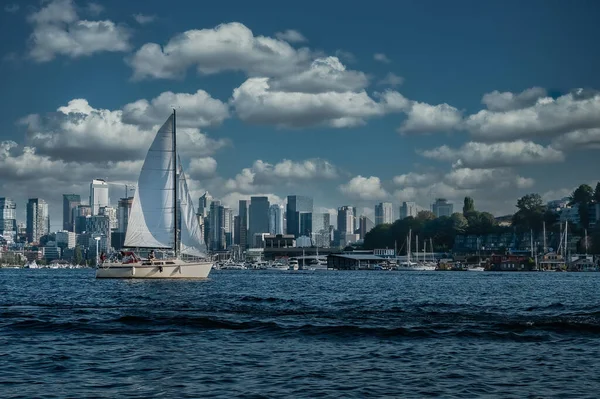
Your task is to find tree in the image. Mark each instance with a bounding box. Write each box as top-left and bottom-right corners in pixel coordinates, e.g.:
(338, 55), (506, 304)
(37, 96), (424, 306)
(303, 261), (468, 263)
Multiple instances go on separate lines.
(594, 182), (600, 203)
(74, 245), (83, 265)
(463, 197), (475, 215)
(513, 193), (545, 232)
(450, 212), (468, 234)
(570, 184), (594, 228)
(416, 210), (436, 222)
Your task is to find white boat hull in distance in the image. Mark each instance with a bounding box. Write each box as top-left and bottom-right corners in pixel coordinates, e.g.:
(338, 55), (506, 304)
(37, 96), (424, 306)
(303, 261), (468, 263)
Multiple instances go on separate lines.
(96, 259), (213, 279)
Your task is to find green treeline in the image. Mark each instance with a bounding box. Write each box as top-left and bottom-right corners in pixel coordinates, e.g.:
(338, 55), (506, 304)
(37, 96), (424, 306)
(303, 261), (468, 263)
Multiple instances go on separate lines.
(364, 183), (600, 254)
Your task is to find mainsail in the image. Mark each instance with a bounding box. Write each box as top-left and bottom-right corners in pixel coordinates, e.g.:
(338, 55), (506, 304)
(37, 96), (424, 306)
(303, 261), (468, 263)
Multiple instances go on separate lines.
(178, 159), (207, 257)
(124, 116), (175, 248)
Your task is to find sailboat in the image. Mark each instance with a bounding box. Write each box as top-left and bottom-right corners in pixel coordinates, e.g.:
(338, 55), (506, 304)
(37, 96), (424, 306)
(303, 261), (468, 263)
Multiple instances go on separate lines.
(96, 111), (213, 279)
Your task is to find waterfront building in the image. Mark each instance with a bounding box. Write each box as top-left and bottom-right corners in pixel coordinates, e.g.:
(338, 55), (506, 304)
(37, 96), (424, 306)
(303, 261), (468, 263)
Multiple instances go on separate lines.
(399, 201), (419, 219)
(286, 195), (313, 238)
(432, 198), (453, 218)
(0, 197), (17, 243)
(90, 179), (109, 215)
(26, 198), (49, 244)
(62, 194), (81, 232)
(375, 202), (394, 225)
(269, 204), (284, 235)
(249, 197), (270, 248)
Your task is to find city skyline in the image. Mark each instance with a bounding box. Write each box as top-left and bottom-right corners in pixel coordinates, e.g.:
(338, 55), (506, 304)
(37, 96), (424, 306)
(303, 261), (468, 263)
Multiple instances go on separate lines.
(1, 0), (600, 229)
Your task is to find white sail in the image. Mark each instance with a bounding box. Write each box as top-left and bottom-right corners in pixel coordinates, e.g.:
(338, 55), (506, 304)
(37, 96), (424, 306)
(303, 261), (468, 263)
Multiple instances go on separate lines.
(124, 116), (175, 248)
(178, 159), (207, 257)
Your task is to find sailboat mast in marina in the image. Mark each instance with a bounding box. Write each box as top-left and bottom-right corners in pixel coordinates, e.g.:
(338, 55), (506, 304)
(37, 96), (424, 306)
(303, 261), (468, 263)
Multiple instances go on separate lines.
(96, 110), (213, 279)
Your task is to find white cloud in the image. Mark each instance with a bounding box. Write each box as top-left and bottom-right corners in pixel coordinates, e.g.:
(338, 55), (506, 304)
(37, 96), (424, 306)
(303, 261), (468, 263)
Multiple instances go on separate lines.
(444, 167), (534, 190)
(133, 13), (155, 24)
(482, 87), (547, 111)
(465, 89), (600, 141)
(393, 172), (437, 187)
(419, 140), (565, 168)
(268, 56), (369, 93)
(275, 29), (307, 43)
(378, 72), (404, 87)
(122, 89), (230, 128)
(334, 50), (356, 63)
(551, 128), (600, 150)
(20, 98), (228, 163)
(4, 3), (19, 13)
(128, 22), (313, 80)
(339, 175), (388, 200)
(373, 53), (391, 63)
(188, 157), (217, 178)
(231, 77), (386, 128)
(400, 101), (462, 133)
(27, 0), (131, 62)
(225, 158), (339, 192)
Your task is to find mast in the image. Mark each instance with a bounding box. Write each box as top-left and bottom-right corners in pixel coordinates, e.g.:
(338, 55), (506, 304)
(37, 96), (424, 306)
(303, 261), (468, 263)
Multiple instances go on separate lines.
(173, 109), (178, 256)
(585, 229), (588, 256)
(407, 229), (411, 264)
(416, 234), (419, 263)
(543, 221), (547, 254)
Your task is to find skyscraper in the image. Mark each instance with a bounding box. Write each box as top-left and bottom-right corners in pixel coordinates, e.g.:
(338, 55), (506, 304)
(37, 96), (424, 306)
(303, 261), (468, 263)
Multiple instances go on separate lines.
(312, 212), (331, 248)
(224, 207), (234, 248)
(337, 206), (354, 234)
(62, 194), (81, 232)
(432, 198), (454, 218)
(375, 202), (394, 225)
(269, 204), (284, 235)
(249, 196), (270, 247)
(286, 195), (313, 238)
(26, 198), (49, 244)
(117, 197), (134, 233)
(0, 198), (17, 243)
(238, 200), (249, 250)
(198, 191), (212, 218)
(399, 201), (419, 219)
(90, 179), (109, 215)
(358, 215), (375, 239)
(209, 200), (225, 251)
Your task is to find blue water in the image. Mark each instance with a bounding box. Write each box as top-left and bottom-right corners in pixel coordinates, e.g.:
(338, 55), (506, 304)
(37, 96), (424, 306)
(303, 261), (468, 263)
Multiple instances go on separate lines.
(1, 269), (599, 398)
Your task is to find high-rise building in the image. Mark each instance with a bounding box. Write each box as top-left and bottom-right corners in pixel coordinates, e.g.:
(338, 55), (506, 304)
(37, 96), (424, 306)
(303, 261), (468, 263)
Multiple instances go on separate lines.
(90, 179), (109, 215)
(56, 230), (76, 249)
(312, 212), (331, 248)
(233, 215), (240, 246)
(337, 206), (354, 234)
(209, 200), (225, 251)
(26, 198), (49, 244)
(86, 215), (111, 253)
(286, 195), (313, 237)
(74, 205), (92, 234)
(62, 194), (81, 232)
(399, 201), (419, 219)
(0, 197), (17, 243)
(358, 215), (375, 239)
(269, 204), (284, 235)
(432, 198), (454, 218)
(198, 191), (212, 218)
(238, 200), (249, 250)
(117, 197), (134, 233)
(375, 202), (394, 225)
(224, 207), (234, 248)
(99, 206), (117, 231)
(249, 196), (270, 247)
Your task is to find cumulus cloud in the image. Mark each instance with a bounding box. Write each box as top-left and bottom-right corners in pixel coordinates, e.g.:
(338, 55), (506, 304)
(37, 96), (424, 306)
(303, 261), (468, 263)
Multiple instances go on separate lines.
(551, 128), (600, 150)
(400, 102), (462, 133)
(481, 87), (547, 112)
(231, 77), (386, 128)
(419, 140), (565, 168)
(20, 98), (228, 163)
(465, 89), (600, 141)
(133, 13), (155, 24)
(268, 56), (369, 93)
(128, 22), (313, 80)
(225, 158), (339, 192)
(444, 167), (532, 190)
(393, 172), (438, 187)
(378, 72), (404, 87)
(275, 29), (307, 43)
(188, 157), (217, 178)
(373, 53), (391, 63)
(339, 175), (389, 200)
(122, 90), (230, 128)
(27, 0), (130, 62)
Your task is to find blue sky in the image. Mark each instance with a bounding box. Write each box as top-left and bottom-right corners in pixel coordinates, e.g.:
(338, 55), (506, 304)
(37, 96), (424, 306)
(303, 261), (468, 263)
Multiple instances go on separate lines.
(1, 0), (600, 229)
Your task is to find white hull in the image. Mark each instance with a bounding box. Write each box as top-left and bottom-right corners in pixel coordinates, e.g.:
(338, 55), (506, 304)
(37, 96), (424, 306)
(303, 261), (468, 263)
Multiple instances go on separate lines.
(96, 259), (213, 279)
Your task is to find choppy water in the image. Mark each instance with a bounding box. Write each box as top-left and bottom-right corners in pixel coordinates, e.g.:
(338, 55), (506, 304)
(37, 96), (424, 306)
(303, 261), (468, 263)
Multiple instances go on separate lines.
(1, 269), (599, 398)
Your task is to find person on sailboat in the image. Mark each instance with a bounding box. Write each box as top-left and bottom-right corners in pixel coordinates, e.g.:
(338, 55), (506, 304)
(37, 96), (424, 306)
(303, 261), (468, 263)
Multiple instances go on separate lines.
(100, 252), (107, 263)
(148, 250), (156, 263)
